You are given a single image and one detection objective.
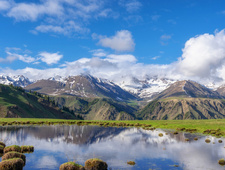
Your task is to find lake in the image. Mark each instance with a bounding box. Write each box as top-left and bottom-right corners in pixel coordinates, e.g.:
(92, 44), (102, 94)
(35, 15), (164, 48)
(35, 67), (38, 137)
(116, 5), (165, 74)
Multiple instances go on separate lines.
(0, 125), (224, 170)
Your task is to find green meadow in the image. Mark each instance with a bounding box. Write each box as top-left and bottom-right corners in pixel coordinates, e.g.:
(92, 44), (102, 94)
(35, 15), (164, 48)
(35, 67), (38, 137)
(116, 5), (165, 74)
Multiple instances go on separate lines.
(0, 118), (225, 136)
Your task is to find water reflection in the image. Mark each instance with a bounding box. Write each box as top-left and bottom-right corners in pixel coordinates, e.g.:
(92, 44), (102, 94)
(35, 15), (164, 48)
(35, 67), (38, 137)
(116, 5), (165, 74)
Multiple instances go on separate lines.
(0, 125), (224, 170)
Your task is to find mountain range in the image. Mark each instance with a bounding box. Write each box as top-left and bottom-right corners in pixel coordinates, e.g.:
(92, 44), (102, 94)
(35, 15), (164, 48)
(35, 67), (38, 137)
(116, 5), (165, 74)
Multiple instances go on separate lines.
(2, 74), (225, 120)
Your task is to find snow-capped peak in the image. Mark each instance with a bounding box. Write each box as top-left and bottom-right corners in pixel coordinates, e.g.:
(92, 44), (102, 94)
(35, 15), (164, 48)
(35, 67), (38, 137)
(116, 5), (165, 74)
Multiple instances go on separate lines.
(0, 75), (33, 87)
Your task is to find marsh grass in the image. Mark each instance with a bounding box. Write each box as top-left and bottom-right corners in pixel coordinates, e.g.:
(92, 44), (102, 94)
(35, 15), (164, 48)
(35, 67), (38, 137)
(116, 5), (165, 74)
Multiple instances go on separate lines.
(2, 118), (225, 136)
(127, 161), (136, 165)
(205, 139), (211, 143)
(158, 133), (163, 137)
(194, 137), (198, 140)
(218, 159), (225, 166)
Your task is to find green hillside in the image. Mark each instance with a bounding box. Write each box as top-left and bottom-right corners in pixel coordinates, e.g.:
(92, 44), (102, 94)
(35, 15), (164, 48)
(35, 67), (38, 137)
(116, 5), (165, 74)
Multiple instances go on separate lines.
(138, 97), (225, 120)
(52, 96), (136, 120)
(0, 84), (76, 119)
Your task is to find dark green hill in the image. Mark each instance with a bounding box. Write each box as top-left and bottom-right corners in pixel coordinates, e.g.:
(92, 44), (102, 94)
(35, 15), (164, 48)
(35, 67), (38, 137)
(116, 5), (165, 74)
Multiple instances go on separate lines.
(0, 84), (76, 119)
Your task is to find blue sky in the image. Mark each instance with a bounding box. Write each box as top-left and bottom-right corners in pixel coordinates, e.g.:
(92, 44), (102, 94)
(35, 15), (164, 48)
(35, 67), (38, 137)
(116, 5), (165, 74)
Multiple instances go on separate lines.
(1, 0), (225, 84)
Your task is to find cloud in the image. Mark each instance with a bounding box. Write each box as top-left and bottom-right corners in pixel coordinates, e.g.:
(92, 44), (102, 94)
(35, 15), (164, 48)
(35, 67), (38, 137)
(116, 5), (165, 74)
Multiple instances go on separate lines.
(176, 30), (225, 81)
(119, 0), (142, 13)
(3, 30), (225, 87)
(6, 52), (36, 63)
(152, 56), (160, 60)
(38, 52), (63, 65)
(97, 8), (119, 19)
(90, 49), (107, 57)
(160, 34), (172, 45)
(34, 21), (89, 35)
(7, 1), (63, 21)
(0, 0), (107, 36)
(105, 54), (137, 63)
(0, 0), (11, 11)
(0, 55), (17, 63)
(124, 15), (143, 25)
(151, 15), (160, 21)
(0, 47), (65, 65)
(1, 47), (36, 63)
(95, 30), (135, 52)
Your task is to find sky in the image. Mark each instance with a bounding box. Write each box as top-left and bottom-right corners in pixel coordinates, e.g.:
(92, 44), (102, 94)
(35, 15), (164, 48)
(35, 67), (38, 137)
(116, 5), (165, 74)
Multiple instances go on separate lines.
(1, 0), (225, 85)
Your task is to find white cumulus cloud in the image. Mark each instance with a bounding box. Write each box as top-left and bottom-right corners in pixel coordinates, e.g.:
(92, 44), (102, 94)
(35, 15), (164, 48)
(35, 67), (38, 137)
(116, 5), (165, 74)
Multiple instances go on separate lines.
(95, 30), (135, 52)
(39, 52), (63, 65)
(177, 30), (225, 82)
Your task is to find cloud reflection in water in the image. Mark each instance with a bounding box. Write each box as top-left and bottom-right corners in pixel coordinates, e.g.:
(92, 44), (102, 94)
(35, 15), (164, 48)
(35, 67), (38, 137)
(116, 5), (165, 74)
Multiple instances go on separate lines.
(0, 125), (224, 170)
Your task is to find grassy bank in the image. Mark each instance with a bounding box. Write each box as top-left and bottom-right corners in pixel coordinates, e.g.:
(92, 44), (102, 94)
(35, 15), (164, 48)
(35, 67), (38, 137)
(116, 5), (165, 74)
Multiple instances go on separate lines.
(0, 118), (225, 137)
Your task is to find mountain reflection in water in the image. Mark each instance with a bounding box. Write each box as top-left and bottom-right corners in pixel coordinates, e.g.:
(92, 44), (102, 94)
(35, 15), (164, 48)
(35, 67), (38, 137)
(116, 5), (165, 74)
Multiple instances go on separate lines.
(0, 125), (224, 170)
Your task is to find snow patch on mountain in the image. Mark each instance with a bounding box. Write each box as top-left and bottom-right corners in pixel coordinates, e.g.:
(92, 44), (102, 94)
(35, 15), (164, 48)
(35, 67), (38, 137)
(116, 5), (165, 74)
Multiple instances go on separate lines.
(0, 75), (33, 87)
(114, 76), (177, 99)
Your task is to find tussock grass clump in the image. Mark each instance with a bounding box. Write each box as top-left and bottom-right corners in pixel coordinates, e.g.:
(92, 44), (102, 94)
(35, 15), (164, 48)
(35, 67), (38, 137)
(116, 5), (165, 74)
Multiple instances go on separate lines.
(0, 141), (6, 148)
(59, 162), (84, 170)
(84, 158), (107, 170)
(218, 159), (225, 166)
(194, 137), (198, 141)
(4, 145), (21, 154)
(203, 129), (210, 134)
(185, 128), (197, 133)
(127, 161), (135, 165)
(21, 145), (34, 153)
(218, 140), (223, 143)
(144, 124), (152, 127)
(176, 128), (185, 131)
(185, 138), (189, 141)
(2, 152), (26, 165)
(205, 139), (211, 143)
(158, 133), (163, 137)
(149, 127), (156, 131)
(134, 123), (141, 127)
(0, 145), (4, 153)
(0, 158), (24, 170)
(173, 131), (178, 135)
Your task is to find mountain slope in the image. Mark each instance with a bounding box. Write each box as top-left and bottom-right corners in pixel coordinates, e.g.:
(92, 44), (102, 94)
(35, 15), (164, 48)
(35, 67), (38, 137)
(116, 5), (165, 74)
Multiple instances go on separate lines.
(25, 75), (137, 101)
(52, 96), (136, 120)
(138, 80), (225, 120)
(138, 98), (225, 120)
(0, 84), (76, 119)
(216, 85), (225, 97)
(155, 80), (222, 99)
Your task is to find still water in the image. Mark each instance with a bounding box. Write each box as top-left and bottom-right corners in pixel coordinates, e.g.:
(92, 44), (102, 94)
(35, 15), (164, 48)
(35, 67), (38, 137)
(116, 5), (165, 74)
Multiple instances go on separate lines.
(0, 125), (224, 170)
